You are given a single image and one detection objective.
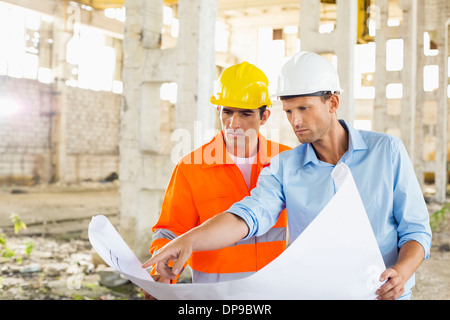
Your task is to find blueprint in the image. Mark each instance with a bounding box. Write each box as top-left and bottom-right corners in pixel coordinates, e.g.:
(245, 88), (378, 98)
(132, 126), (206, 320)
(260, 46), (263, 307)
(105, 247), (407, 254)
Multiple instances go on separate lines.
(88, 162), (386, 299)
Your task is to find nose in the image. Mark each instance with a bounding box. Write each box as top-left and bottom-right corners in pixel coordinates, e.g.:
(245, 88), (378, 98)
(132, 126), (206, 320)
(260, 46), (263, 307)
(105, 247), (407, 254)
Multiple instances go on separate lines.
(291, 110), (302, 129)
(229, 113), (241, 130)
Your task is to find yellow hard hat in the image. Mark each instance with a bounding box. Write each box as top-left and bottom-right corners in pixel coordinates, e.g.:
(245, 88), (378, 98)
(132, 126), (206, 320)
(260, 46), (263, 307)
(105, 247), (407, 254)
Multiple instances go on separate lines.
(210, 61), (272, 109)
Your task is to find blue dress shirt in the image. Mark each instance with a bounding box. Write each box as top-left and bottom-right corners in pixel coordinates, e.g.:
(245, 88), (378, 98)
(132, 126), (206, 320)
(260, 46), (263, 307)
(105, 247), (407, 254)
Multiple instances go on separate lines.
(228, 120), (432, 297)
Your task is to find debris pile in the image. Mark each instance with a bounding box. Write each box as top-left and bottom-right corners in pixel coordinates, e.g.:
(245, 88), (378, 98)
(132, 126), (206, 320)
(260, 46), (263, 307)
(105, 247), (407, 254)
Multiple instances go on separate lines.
(0, 235), (142, 300)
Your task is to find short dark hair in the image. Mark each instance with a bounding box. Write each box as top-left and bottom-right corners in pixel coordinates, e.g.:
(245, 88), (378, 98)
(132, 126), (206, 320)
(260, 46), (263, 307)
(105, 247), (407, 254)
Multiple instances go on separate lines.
(219, 105), (267, 119)
(258, 105), (267, 119)
(320, 91), (334, 103)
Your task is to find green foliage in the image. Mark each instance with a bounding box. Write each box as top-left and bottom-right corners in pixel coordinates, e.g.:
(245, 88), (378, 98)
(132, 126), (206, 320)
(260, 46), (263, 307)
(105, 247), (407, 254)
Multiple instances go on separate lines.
(0, 213), (34, 260)
(0, 233), (12, 259)
(430, 203), (449, 231)
(2, 246), (15, 259)
(24, 240), (34, 257)
(10, 213), (27, 234)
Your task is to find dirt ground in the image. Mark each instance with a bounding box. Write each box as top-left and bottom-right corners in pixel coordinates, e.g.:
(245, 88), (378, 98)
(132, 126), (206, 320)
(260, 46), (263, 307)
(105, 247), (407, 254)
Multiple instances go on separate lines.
(0, 182), (449, 300)
(0, 181), (142, 300)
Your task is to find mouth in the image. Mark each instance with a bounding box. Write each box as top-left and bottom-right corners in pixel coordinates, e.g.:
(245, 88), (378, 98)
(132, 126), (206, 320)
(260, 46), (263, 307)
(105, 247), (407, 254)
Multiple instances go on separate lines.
(226, 131), (245, 138)
(295, 129), (308, 135)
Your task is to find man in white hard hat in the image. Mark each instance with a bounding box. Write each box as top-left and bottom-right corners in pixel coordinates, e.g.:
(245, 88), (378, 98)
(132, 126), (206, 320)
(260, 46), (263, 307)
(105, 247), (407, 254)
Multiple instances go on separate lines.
(143, 51), (432, 300)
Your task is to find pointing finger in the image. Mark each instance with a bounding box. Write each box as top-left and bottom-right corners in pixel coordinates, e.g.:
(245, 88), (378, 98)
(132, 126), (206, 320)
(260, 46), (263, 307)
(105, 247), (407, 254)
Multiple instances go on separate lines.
(142, 256), (159, 269)
(142, 249), (172, 269)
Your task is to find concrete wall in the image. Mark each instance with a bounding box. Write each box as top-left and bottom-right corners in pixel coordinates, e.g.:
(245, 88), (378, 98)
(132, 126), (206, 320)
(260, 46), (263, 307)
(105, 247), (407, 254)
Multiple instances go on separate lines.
(0, 76), (52, 184)
(64, 86), (121, 182)
(0, 75), (121, 184)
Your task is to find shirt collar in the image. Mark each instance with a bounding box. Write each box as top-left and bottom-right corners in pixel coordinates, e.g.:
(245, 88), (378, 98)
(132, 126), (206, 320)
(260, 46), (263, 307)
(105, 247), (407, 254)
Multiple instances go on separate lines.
(301, 119), (368, 167)
(340, 119), (368, 152)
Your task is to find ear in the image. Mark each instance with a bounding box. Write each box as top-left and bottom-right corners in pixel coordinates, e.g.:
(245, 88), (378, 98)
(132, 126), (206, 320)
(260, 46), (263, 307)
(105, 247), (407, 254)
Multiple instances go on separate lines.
(260, 109), (271, 125)
(328, 95), (339, 114)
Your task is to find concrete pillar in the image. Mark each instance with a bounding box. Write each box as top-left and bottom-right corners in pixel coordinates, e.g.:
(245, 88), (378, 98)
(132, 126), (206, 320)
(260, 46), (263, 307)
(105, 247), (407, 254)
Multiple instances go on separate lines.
(299, 0), (357, 124)
(120, 0), (216, 259)
(373, 0), (417, 158)
(414, 0), (448, 203)
(50, 8), (74, 183)
(176, 0), (217, 148)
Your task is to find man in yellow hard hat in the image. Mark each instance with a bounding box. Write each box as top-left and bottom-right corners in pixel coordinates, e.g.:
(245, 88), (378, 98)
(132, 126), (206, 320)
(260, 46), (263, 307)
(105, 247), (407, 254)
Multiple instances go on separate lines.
(141, 62), (291, 299)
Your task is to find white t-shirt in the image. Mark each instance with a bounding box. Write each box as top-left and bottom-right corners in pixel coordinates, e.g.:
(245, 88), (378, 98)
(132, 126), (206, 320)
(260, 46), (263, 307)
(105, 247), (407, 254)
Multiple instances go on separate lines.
(227, 151), (256, 190)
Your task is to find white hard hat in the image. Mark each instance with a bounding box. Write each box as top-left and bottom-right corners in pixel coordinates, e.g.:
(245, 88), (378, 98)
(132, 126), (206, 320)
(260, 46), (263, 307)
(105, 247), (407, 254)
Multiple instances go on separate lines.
(276, 51), (343, 98)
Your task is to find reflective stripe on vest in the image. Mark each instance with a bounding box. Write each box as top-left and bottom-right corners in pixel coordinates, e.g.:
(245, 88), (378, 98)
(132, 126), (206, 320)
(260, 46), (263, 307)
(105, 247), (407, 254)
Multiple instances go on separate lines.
(234, 226), (286, 246)
(152, 229), (177, 255)
(153, 228), (178, 241)
(192, 269), (254, 283)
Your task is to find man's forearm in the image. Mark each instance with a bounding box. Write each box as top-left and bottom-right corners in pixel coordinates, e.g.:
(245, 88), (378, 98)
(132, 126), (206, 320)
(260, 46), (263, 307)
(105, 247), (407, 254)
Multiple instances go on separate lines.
(187, 211), (249, 252)
(142, 211), (249, 278)
(391, 240), (425, 280)
(377, 240), (426, 299)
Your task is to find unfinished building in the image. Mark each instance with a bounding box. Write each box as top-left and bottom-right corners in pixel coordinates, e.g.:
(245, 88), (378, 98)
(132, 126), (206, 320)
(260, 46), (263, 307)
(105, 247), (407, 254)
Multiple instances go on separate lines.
(0, 0), (448, 258)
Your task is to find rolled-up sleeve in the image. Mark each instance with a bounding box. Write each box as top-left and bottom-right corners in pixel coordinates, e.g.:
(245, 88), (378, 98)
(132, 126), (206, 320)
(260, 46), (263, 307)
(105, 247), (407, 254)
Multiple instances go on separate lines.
(392, 138), (432, 259)
(227, 155), (286, 240)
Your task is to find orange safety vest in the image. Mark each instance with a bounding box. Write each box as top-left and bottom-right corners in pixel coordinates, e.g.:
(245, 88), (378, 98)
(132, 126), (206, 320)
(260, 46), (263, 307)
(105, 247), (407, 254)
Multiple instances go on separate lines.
(150, 131), (291, 283)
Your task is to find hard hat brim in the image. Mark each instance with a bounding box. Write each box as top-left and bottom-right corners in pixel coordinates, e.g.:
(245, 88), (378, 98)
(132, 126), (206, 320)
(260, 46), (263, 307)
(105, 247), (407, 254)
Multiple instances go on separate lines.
(274, 90), (343, 100)
(210, 96), (272, 109)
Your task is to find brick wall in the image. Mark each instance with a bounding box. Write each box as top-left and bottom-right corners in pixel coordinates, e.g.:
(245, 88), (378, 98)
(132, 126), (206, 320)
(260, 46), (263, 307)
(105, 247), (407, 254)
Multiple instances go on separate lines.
(0, 76), (52, 184)
(64, 86), (121, 182)
(0, 76), (121, 185)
